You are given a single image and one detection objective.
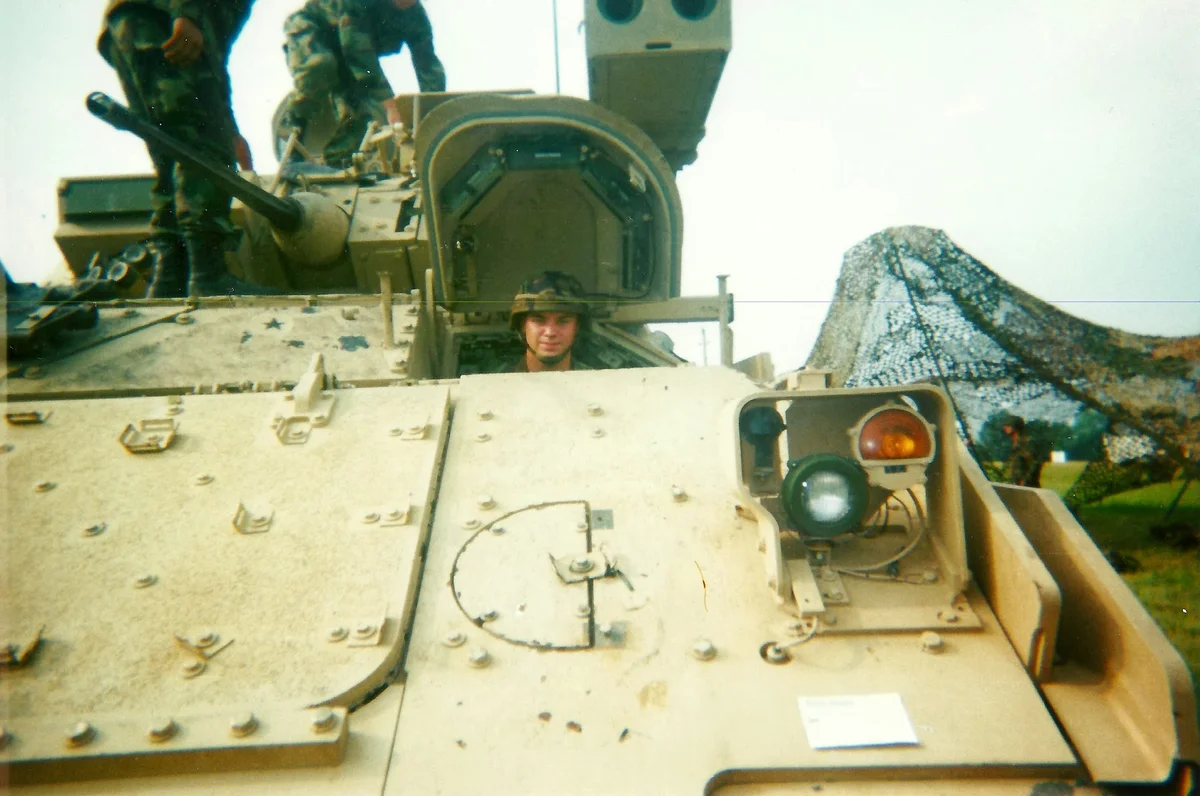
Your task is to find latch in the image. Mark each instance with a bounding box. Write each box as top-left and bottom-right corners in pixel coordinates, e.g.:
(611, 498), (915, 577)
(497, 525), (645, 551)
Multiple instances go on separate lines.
(119, 418), (178, 453)
(5, 410), (52, 426)
(550, 550), (626, 585)
(1, 625), (45, 668)
(270, 354), (335, 445)
(233, 502), (274, 534)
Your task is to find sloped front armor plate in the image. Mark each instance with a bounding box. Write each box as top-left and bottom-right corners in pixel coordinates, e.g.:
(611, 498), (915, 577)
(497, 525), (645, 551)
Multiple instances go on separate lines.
(1, 385), (448, 781)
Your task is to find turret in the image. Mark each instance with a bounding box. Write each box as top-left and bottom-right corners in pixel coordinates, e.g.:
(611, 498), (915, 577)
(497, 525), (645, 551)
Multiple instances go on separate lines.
(85, 92), (350, 270)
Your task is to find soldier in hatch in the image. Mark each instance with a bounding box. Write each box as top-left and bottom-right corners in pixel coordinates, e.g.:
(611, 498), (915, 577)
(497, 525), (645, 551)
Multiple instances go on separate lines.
(98, 0), (264, 298)
(506, 272), (595, 373)
(278, 0), (447, 165)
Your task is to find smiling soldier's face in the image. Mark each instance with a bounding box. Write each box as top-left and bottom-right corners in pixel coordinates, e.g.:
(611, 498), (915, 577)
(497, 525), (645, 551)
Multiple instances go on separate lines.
(524, 311), (578, 362)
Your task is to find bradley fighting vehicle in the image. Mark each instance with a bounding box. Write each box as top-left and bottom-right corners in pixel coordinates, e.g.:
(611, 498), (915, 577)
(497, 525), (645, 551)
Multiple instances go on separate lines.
(2, 1), (1198, 792)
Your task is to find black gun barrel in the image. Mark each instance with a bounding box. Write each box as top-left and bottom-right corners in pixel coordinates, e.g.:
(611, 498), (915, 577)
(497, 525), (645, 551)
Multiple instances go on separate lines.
(86, 92), (303, 233)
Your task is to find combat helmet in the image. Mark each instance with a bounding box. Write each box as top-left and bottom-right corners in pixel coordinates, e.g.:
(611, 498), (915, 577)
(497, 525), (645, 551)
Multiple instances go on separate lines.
(509, 271), (590, 331)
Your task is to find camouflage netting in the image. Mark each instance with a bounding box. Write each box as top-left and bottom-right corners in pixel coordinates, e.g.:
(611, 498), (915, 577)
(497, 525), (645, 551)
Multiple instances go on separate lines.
(805, 226), (1199, 477)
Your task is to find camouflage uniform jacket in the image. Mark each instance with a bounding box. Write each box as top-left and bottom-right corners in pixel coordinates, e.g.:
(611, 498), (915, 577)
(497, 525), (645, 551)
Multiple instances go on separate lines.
(98, 0), (254, 64)
(291, 0), (419, 103)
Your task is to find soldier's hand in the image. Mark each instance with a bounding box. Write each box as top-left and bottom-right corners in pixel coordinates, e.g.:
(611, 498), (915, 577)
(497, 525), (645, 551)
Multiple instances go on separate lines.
(233, 134), (254, 171)
(163, 17), (205, 65)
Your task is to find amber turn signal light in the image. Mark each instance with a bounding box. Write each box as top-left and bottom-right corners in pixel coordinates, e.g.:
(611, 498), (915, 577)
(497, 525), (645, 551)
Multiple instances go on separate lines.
(857, 408), (933, 461)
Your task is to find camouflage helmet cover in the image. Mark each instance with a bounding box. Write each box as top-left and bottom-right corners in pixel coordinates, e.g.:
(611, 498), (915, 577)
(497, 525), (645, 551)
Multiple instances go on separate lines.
(509, 271), (589, 330)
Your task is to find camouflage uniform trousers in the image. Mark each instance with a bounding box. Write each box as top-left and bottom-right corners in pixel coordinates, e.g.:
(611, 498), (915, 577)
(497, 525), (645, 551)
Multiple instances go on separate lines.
(281, 4), (446, 164)
(104, 7), (236, 239)
(1005, 440), (1044, 487)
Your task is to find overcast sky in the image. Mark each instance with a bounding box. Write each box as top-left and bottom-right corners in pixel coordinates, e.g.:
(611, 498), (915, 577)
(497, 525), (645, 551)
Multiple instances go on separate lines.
(1, 0), (1197, 370)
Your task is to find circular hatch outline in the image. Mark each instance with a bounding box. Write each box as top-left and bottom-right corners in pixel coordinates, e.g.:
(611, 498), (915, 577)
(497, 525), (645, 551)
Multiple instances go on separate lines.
(450, 500), (600, 651)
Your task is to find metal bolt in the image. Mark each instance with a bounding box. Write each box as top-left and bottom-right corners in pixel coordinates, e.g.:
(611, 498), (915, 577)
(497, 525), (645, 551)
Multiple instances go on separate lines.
(311, 707), (338, 733)
(166, 405), (183, 416)
(576, 604), (592, 618)
(481, 610), (499, 622)
(402, 322), (416, 332)
(671, 486), (688, 502)
(598, 623), (614, 638)
(133, 573), (158, 589)
(830, 591), (844, 601)
(386, 509), (405, 522)
(83, 522), (107, 538)
(462, 518), (481, 530)
(353, 624), (377, 639)
(443, 631), (467, 648)
(569, 557), (594, 574)
(587, 403), (604, 416)
(181, 660), (206, 679)
(327, 626), (349, 643)
(66, 721), (95, 747)
(408, 423), (425, 435)
(765, 645), (790, 664)
(575, 521), (589, 533)
(475, 432), (491, 443)
(147, 718), (178, 743)
(691, 639), (717, 661)
(175, 314), (194, 325)
(467, 648), (491, 668)
(820, 568), (837, 582)
(193, 473), (214, 486)
(920, 631), (944, 654)
(229, 713), (258, 737)
(195, 632), (218, 648)
(477, 409), (493, 420)
(590, 427), (605, 438)
(477, 495), (496, 510)
(362, 511), (381, 524)
(490, 525), (506, 535)
(389, 427), (404, 437)
(922, 569), (939, 583)
(938, 610), (959, 624)
(34, 480), (56, 493)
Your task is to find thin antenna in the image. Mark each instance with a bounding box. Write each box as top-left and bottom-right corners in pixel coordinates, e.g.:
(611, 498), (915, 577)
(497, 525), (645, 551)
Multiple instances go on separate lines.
(552, 0), (561, 93)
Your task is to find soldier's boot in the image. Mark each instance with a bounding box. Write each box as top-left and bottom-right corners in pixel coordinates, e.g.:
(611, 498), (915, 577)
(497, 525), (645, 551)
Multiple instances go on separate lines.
(184, 232), (277, 298)
(145, 235), (187, 299)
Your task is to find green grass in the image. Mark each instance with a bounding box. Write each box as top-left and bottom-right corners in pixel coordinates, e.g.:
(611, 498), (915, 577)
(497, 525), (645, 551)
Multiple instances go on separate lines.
(1041, 464), (1200, 698)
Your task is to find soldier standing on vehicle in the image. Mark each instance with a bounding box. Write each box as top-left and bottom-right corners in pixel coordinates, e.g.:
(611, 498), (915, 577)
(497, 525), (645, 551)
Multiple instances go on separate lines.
(278, 0), (446, 166)
(98, 0), (264, 298)
(506, 272), (595, 373)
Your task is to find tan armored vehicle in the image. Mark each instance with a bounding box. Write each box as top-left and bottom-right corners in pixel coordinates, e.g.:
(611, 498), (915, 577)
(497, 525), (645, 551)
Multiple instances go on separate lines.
(3, 1), (1197, 792)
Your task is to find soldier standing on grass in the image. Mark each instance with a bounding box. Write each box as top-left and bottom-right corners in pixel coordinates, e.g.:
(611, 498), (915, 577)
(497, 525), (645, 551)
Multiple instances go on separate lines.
(278, 0), (446, 166)
(98, 0), (264, 298)
(1003, 415), (1046, 487)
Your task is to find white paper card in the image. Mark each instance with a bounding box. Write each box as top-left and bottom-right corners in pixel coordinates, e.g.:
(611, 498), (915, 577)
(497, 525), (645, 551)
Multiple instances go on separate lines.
(798, 693), (919, 750)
